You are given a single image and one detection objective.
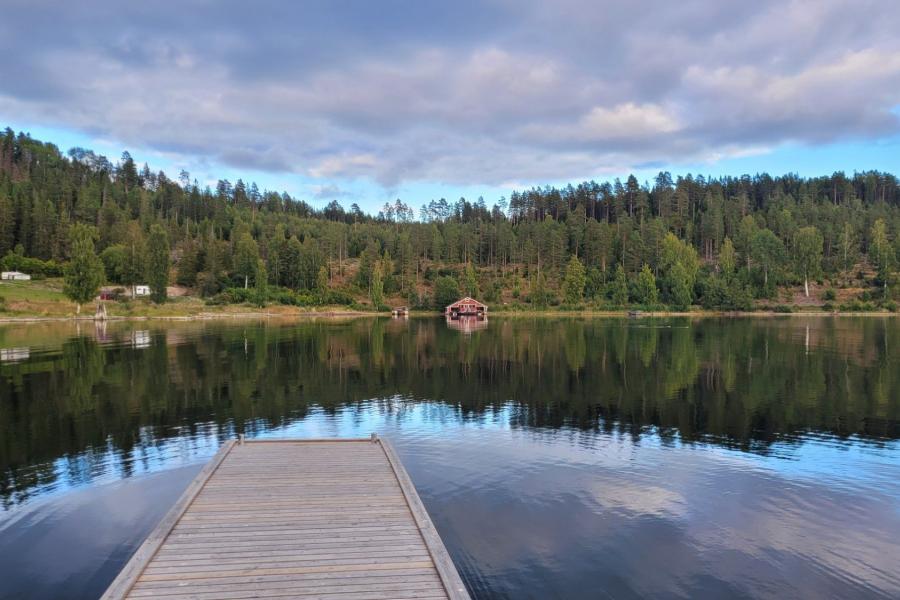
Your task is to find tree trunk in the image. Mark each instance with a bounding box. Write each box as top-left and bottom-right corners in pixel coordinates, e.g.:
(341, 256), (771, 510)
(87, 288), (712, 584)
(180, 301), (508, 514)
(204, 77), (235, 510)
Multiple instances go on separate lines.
(244, 275), (248, 289)
(804, 277), (810, 298)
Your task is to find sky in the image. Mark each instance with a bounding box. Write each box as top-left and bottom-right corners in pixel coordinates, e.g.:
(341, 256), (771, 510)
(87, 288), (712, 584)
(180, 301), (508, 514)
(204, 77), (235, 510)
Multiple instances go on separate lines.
(2, 0), (900, 213)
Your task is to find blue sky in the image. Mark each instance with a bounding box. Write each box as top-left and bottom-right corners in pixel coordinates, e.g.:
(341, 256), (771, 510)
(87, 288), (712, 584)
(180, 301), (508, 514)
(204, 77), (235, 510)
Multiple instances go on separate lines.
(3, 1), (900, 214)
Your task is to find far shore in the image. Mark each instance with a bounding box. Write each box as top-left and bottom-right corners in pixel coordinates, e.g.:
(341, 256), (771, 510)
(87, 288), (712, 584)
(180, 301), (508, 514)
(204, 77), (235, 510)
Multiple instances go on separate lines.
(0, 306), (897, 323)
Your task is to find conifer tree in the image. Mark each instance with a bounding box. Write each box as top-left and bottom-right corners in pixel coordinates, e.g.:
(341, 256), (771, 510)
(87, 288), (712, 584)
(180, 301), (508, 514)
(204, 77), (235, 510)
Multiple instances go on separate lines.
(610, 264), (629, 306)
(634, 264), (658, 305)
(146, 224), (170, 303)
(562, 256), (586, 304)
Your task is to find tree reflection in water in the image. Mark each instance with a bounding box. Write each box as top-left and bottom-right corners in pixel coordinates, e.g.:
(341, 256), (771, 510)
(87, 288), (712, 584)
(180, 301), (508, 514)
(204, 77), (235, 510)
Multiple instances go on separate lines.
(0, 316), (897, 508)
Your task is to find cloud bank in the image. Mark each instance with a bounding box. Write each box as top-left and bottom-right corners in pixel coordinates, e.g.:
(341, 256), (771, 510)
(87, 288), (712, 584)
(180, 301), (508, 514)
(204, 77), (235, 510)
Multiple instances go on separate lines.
(1, 0), (899, 187)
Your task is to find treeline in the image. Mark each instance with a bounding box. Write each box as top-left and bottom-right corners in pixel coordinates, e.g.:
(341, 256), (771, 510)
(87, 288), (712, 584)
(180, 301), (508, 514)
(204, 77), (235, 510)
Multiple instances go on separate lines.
(1, 126), (899, 310)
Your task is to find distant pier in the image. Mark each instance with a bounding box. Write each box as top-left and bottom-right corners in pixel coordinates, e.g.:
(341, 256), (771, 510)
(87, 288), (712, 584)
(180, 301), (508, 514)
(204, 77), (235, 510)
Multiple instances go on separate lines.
(102, 437), (470, 599)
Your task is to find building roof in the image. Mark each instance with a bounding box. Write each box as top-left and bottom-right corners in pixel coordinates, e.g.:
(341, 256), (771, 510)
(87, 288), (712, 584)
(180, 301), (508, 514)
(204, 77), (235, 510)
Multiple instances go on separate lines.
(445, 296), (488, 310)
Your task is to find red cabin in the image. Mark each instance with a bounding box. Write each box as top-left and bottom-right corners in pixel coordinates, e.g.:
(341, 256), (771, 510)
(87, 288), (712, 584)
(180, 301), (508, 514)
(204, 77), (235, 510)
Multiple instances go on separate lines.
(445, 297), (487, 319)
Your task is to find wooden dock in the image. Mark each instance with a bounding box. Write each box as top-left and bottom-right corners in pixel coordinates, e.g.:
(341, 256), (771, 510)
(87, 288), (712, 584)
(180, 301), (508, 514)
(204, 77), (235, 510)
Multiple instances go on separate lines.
(102, 437), (470, 600)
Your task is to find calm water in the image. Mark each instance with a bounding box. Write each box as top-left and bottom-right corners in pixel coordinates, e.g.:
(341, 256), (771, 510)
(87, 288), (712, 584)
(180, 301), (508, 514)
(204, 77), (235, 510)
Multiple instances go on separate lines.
(1, 316), (899, 599)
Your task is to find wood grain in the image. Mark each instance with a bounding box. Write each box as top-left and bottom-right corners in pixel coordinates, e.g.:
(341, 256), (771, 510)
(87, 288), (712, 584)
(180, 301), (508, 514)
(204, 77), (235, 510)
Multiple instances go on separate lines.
(102, 437), (470, 599)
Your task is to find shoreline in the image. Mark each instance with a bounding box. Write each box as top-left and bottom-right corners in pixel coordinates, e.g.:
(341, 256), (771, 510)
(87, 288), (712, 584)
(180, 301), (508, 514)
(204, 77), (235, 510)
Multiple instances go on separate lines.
(0, 310), (377, 323)
(0, 307), (896, 323)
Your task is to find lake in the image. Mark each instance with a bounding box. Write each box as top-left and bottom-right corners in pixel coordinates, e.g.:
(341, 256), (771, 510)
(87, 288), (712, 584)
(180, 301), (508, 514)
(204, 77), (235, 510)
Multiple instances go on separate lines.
(1, 316), (899, 599)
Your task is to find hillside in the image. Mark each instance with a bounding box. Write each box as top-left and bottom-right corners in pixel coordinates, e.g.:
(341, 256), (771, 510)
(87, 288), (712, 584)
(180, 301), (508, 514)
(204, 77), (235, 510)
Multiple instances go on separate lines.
(1, 126), (899, 316)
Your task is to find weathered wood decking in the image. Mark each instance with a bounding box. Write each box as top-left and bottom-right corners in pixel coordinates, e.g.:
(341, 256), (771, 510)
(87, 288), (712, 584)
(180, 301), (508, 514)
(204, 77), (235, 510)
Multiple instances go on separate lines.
(102, 437), (469, 600)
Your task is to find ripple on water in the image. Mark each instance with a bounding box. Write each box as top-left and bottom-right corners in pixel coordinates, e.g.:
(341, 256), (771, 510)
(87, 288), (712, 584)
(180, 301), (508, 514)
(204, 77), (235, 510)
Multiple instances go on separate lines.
(0, 317), (898, 599)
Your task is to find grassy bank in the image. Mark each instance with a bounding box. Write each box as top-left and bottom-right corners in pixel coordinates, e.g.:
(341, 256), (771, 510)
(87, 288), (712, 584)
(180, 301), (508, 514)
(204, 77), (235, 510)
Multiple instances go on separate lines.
(0, 280), (375, 320)
(1, 279), (897, 321)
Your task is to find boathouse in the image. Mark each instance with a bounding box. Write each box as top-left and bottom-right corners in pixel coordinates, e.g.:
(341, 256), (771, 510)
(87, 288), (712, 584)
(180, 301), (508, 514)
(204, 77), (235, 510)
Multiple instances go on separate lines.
(445, 297), (487, 318)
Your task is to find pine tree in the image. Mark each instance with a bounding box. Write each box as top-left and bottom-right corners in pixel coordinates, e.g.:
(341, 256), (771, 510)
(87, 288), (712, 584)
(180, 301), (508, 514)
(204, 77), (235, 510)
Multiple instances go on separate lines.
(870, 219), (893, 298)
(146, 224), (170, 303)
(531, 271), (549, 308)
(562, 256), (586, 304)
(634, 264), (658, 305)
(316, 265), (329, 303)
(0, 191), (14, 255)
(610, 264), (629, 307)
(370, 263), (384, 308)
(254, 259), (268, 307)
(124, 222), (146, 296)
(464, 262), (478, 297)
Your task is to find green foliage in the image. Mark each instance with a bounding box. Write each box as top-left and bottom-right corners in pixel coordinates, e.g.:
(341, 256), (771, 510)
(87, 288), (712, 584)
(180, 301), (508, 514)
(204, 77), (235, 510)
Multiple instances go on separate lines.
(609, 264), (629, 307)
(0, 252), (63, 278)
(326, 289), (355, 306)
(100, 245), (128, 284)
(870, 219), (893, 297)
(633, 264), (658, 305)
(233, 233), (260, 289)
(316, 266), (329, 303)
(838, 222), (859, 274)
(838, 300), (876, 312)
(701, 275), (753, 311)
(254, 259), (268, 307)
(63, 224), (105, 309)
(661, 232), (700, 283)
(562, 256), (586, 304)
(121, 223), (147, 292)
(585, 267), (604, 299)
(434, 276), (460, 309)
(660, 233), (699, 307)
(793, 226), (823, 297)
(463, 262), (479, 297)
(669, 263), (692, 310)
(1, 128), (900, 314)
(718, 237), (736, 279)
(370, 263), (384, 308)
(751, 228), (785, 292)
(146, 224), (170, 303)
(176, 241), (200, 286)
(531, 271), (550, 308)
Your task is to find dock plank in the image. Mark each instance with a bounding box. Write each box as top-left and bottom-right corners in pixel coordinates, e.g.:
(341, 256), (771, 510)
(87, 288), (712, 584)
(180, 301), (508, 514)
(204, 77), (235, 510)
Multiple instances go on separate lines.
(101, 438), (469, 600)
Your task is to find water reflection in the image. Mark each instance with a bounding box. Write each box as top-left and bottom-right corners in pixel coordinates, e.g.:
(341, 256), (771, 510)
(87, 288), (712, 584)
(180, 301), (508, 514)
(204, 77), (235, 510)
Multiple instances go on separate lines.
(0, 347), (29, 362)
(1, 317), (898, 507)
(0, 317), (898, 599)
(446, 315), (489, 333)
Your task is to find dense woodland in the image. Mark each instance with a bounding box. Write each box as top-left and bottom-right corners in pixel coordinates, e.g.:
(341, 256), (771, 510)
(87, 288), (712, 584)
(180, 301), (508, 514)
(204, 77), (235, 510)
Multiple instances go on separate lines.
(1, 127), (899, 311)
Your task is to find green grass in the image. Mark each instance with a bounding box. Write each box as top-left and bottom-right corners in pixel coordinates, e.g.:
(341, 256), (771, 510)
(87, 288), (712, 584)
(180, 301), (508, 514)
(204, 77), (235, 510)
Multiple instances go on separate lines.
(0, 279), (68, 302)
(0, 279), (75, 316)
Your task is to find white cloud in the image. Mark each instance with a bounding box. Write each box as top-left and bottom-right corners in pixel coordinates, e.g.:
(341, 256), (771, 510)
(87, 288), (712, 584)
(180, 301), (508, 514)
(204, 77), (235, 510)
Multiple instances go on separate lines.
(1, 0), (899, 187)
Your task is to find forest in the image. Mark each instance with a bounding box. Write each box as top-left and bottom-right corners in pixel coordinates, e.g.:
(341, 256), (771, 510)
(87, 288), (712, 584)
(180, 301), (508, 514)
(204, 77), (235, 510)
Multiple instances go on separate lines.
(1, 126), (899, 312)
